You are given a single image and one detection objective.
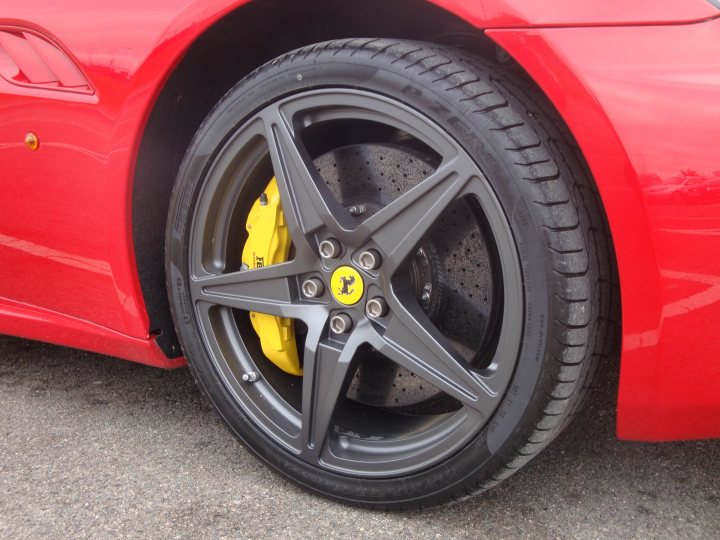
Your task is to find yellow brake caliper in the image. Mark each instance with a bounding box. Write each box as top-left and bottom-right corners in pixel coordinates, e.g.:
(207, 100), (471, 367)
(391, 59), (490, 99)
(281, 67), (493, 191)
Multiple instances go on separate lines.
(241, 177), (302, 375)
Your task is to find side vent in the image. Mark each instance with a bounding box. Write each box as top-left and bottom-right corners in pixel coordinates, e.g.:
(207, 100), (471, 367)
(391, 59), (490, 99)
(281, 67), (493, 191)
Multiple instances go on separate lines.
(0, 28), (93, 94)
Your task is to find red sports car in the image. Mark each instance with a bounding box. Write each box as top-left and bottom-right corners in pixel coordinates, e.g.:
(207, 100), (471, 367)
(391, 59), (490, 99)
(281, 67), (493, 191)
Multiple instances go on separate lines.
(2, 0), (719, 509)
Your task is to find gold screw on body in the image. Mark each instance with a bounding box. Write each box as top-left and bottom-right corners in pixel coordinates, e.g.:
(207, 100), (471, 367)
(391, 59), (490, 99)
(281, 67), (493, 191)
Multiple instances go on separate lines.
(25, 132), (39, 151)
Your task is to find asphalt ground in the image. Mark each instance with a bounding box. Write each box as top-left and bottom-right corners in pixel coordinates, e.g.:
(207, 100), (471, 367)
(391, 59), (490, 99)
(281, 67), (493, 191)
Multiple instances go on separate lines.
(0, 335), (717, 539)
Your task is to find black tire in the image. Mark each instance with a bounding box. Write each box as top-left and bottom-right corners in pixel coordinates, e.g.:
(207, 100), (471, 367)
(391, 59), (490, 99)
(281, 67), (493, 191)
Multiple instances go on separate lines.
(166, 38), (618, 509)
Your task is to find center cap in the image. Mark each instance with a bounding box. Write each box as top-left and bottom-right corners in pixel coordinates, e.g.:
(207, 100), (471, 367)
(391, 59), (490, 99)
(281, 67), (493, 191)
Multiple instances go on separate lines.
(330, 266), (364, 305)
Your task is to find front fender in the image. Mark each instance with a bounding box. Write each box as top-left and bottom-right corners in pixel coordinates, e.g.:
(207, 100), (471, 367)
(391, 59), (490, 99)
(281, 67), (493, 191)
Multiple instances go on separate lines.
(488, 18), (720, 441)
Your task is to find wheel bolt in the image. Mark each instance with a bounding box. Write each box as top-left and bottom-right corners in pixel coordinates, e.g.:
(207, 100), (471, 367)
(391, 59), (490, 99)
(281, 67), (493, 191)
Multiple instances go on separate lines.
(319, 238), (341, 259)
(242, 371), (260, 383)
(330, 313), (353, 334)
(365, 297), (388, 319)
(358, 249), (381, 271)
(301, 278), (324, 298)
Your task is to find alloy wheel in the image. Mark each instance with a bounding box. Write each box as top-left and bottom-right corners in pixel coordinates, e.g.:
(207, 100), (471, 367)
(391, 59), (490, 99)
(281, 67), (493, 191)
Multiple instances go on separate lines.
(186, 89), (523, 477)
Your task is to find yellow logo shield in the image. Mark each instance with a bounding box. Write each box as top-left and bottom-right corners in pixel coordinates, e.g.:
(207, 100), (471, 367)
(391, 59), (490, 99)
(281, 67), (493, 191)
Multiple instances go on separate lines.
(330, 266), (364, 305)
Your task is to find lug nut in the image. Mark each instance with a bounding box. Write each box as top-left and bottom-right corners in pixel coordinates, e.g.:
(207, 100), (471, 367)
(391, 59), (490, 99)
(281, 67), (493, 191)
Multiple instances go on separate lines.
(358, 250), (381, 271)
(242, 371), (260, 383)
(319, 238), (341, 259)
(302, 278), (324, 298)
(330, 313), (353, 334)
(365, 297), (388, 319)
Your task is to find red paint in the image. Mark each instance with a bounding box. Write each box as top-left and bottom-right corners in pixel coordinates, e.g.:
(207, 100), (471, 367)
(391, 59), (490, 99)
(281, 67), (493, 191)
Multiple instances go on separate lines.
(0, 296), (182, 368)
(429, 0), (719, 28)
(488, 18), (720, 441)
(0, 0), (718, 439)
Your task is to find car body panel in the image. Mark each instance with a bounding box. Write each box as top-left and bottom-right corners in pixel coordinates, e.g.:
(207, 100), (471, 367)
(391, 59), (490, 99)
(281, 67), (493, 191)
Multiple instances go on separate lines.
(1, 0), (718, 439)
(488, 19), (720, 441)
(430, 0), (719, 28)
(0, 296), (180, 367)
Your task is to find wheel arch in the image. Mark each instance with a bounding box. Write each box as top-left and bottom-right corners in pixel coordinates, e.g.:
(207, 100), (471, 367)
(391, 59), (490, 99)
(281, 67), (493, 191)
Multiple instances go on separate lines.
(131, 0), (502, 356)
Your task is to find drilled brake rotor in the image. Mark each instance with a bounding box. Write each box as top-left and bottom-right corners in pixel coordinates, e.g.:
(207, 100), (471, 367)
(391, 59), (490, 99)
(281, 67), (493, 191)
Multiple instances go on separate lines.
(312, 143), (494, 410)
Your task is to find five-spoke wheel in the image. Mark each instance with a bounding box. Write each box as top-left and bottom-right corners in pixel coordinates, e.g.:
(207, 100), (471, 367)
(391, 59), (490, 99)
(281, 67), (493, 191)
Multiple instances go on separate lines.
(186, 89), (522, 475)
(166, 39), (614, 508)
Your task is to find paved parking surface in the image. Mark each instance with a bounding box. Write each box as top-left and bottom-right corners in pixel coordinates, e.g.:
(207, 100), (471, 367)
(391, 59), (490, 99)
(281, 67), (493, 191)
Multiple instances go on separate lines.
(0, 336), (717, 539)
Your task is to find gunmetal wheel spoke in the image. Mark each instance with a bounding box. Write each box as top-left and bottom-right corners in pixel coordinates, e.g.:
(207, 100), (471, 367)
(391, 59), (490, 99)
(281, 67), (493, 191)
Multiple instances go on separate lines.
(367, 297), (499, 415)
(356, 154), (475, 271)
(190, 262), (312, 320)
(261, 106), (354, 242)
(300, 324), (361, 460)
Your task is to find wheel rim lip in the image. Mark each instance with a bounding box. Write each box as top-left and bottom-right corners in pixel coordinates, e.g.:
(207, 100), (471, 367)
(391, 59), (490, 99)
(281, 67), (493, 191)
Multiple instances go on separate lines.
(186, 88), (525, 478)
